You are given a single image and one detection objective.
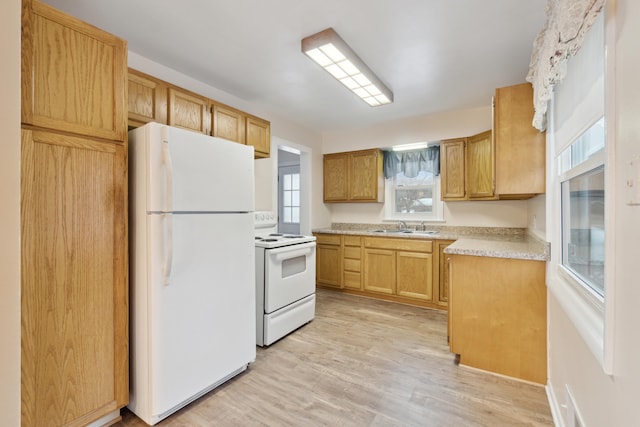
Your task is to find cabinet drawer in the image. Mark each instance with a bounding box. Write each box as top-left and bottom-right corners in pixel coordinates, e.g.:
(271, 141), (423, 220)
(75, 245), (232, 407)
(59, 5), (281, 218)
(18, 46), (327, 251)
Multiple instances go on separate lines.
(364, 237), (433, 253)
(344, 271), (361, 289)
(343, 246), (361, 260)
(315, 234), (341, 245)
(343, 258), (361, 272)
(343, 235), (362, 246)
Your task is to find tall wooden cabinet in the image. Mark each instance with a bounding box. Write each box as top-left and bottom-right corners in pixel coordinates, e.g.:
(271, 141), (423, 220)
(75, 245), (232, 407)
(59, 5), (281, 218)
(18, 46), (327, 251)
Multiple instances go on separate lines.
(323, 149), (384, 203)
(21, 1), (129, 425)
(440, 83), (545, 201)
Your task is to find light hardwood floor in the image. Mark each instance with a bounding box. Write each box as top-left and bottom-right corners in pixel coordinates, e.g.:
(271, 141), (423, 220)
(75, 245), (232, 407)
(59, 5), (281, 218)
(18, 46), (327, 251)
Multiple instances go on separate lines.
(118, 289), (553, 426)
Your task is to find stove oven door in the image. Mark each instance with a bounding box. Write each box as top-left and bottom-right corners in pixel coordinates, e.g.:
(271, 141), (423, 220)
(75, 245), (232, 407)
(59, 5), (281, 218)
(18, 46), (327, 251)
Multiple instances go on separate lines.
(264, 241), (316, 313)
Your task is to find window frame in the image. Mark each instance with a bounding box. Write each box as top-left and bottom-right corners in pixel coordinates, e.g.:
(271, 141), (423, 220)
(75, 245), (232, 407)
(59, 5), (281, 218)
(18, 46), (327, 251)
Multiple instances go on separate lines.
(384, 172), (444, 222)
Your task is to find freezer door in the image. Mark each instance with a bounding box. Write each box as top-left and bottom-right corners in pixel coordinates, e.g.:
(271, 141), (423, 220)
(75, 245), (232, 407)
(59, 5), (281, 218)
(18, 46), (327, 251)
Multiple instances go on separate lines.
(147, 212), (255, 417)
(140, 122), (255, 213)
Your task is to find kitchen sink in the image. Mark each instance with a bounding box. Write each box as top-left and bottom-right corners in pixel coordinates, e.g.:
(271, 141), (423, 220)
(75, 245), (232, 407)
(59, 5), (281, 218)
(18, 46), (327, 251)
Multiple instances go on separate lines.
(372, 229), (438, 236)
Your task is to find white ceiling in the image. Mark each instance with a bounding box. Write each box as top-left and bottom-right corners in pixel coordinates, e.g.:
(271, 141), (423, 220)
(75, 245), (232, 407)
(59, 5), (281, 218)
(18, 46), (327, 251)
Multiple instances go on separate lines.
(43, 0), (547, 133)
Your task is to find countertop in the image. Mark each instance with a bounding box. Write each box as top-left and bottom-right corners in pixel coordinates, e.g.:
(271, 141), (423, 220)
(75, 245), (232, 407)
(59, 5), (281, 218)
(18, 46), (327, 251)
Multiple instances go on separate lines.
(312, 224), (549, 262)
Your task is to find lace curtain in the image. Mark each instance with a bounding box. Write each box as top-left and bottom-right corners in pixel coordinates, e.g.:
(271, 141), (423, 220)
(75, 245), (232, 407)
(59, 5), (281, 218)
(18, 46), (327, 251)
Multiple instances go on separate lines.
(526, 0), (606, 130)
(383, 147), (440, 179)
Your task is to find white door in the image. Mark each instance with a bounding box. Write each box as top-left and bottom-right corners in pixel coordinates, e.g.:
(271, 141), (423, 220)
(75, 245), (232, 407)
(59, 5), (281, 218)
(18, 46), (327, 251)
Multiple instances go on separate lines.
(143, 122), (254, 213)
(278, 164), (300, 234)
(148, 212), (255, 416)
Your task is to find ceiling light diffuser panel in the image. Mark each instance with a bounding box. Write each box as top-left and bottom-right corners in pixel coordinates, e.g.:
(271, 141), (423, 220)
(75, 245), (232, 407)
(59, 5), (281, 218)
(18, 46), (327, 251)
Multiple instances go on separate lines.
(301, 28), (393, 107)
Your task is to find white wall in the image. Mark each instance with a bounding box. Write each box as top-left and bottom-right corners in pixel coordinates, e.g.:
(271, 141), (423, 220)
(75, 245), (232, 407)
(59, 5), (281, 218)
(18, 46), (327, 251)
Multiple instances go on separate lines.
(547, 1), (640, 425)
(0, 0), (21, 424)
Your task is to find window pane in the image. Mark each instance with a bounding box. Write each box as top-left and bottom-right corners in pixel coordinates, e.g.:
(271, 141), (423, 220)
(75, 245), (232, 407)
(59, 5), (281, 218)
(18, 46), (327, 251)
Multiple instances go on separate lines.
(562, 166), (605, 296)
(394, 187), (433, 213)
(291, 207), (300, 223)
(284, 207), (291, 223)
(284, 174), (292, 190)
(292, 173), (300, 190)
(292, 190), (300, 206)
(283, 191), (292, 206)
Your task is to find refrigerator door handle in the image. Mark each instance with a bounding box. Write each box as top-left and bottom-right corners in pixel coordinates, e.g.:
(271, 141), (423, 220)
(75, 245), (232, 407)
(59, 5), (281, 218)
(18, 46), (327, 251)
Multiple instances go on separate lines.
(162, 213), (174, 285)
(161, 132), (174, 213)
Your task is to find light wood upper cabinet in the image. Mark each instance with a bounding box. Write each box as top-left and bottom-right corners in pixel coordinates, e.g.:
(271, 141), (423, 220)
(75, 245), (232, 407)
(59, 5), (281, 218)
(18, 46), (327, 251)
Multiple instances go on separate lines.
(441, 131), (495, 201)
(323, 149), (384, 203)
(128, 69), (167, 128)
(127, 69), (272, 158)
(323, 154), (349, 201)
(21, 0), (127, 142)
(494, 83), (546, 197)
(212, 102), (245, 144)
(440, 139), (466, 200)
(440, 82), (545, 201)
(168, 87), (210, 135)
(466, 130), (495, 199)
(246, 115), (271, 158)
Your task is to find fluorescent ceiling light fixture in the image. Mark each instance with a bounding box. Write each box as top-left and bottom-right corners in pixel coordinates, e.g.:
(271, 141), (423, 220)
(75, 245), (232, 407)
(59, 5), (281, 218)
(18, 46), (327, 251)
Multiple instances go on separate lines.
(392, 142), (430, 151)
(302, 28), (393, 107)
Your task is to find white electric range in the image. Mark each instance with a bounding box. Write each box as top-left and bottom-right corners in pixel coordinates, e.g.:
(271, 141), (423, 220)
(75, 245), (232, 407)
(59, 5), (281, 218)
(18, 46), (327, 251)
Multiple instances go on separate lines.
(254, 211), (316, 347)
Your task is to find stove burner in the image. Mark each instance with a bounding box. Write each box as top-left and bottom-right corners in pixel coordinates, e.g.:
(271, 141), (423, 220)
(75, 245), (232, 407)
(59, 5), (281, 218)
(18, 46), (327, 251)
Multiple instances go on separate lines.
(262, 238), (279, 242)
(283, 235), (304, 238)
(269, 233), (283, 237)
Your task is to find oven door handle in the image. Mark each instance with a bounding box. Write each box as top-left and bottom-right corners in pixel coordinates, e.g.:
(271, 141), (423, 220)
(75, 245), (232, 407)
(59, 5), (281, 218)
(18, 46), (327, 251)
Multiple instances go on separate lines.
(269, 242), (316, 261)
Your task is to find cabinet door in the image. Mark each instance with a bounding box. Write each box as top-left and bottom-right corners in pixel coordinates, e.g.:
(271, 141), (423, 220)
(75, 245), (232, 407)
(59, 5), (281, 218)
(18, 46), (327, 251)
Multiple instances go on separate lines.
(128, 69), (167, 128)
(364, 248), (396, 295)
(396, 251), (433, 301)
(323, 153), (349, 202)
(440, 139), (466, 200)
(436, 241), (455, 305)
(246, 115), (271, 157)
(22, 1), (127, 142)
(316, 244), (342, 288)
(21, 129), (128, 427)
(467, 130), (495, 199)
(349, 150), (381, 201)
(494, 83), (546, 196)
(212, 103), (245, 144)
(168, 87), (210, 134)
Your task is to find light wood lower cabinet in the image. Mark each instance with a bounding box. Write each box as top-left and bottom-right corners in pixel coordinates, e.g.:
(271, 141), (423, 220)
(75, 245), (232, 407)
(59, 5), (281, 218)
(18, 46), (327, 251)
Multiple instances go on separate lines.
(448, 254), (547, 384)
(21, 129), (128, 426)
(315, 234), (342, 288)
(315, 233), (442, 309)
(342, 236), (363, 290)
(434, 240), (455, 307)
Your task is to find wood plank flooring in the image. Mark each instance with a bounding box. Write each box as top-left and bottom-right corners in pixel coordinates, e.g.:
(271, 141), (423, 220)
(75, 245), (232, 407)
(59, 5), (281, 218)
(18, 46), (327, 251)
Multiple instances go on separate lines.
(118, 289), (553, 426)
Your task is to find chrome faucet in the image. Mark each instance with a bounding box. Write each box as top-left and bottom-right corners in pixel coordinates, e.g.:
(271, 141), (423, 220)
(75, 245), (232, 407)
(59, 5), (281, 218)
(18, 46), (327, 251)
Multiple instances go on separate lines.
(397, 221), (408, 230)
(419, 221), (426, 231)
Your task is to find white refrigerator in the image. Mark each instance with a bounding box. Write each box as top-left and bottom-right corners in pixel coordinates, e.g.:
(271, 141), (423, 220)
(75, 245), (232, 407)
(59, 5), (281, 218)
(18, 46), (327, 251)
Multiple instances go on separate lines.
(128, 122), (256, 425)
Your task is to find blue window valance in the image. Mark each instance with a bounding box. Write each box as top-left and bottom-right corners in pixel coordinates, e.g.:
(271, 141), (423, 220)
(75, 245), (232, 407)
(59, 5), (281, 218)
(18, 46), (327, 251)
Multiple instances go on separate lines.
(383, 146), (440, 179)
